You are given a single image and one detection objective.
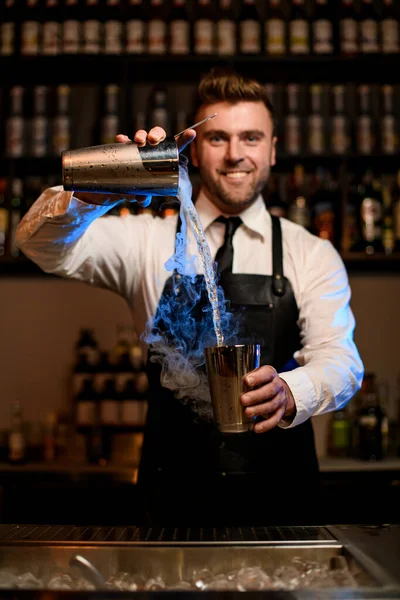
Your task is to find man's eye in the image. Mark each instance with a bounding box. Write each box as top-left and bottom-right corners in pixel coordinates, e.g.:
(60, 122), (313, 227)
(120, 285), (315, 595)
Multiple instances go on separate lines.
(246, 135), (260, 143)
(209, 136), (223, 143)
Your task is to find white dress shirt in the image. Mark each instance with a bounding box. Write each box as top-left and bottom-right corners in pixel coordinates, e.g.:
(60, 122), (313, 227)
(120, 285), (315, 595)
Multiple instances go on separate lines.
(16, 186), (364, 428)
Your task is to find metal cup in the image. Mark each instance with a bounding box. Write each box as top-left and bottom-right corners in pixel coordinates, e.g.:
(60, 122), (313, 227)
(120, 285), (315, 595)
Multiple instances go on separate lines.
(204, 344), (261, 434)
(61, 137), (179, 197)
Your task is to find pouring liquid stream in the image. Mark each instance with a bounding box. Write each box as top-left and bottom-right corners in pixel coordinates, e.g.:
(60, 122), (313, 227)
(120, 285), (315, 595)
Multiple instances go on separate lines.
(178, 191), (225, 347)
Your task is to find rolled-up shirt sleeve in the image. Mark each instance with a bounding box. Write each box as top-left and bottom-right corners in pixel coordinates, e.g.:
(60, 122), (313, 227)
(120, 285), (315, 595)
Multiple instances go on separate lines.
(16, 186), (144, 299)
(279, 239), (364, 428)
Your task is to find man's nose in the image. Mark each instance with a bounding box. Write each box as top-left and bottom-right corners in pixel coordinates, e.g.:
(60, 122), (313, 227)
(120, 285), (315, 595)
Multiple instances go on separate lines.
(225, 138), (244, 163)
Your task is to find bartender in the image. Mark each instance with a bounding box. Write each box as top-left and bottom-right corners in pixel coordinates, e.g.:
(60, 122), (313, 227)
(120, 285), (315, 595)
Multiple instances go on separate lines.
(16, 69), (363, 526)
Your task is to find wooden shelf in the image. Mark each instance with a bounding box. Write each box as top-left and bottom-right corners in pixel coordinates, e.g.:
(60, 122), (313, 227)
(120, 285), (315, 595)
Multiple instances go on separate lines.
(342, 252), (400, 272)
(2, 252), (400, 276)
(1, 54), (400, 85)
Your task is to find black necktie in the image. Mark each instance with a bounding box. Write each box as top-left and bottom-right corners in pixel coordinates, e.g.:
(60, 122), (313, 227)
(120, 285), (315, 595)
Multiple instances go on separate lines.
(214, 216), (243, 274)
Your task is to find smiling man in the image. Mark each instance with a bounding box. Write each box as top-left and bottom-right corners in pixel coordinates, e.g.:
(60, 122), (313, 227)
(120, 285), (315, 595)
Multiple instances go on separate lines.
(191, 100), (276, 215)
(16, 69), (363, 526)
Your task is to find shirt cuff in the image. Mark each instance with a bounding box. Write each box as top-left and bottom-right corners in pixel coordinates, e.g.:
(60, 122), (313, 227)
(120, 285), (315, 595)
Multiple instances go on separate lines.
(278, 368), (316, 428)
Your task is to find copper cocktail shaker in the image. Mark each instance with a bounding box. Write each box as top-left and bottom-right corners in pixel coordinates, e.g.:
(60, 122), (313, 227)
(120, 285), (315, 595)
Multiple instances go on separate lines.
(204, 344), (261, 434)
(61, 137), (179, 197)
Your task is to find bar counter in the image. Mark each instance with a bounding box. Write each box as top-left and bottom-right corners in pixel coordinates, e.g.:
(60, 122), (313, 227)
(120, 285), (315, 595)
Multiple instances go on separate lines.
(0, 458), (399, 526)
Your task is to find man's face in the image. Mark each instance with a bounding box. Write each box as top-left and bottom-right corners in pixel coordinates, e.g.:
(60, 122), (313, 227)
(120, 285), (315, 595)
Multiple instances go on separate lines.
(190, 101), (277, 215)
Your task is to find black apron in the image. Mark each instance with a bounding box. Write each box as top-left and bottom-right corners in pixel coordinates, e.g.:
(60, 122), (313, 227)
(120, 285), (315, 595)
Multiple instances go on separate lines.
(138, 215), (319, 526)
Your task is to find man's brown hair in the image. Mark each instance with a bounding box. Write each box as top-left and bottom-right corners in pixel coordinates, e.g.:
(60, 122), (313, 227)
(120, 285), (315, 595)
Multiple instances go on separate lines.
(194, 68), (275, 133)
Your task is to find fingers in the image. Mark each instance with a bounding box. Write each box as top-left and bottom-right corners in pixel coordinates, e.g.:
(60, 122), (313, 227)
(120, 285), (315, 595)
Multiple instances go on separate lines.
(254, 406), (286, 434)
(241, 377), (284, 408)
(117, 127), (196, 152)
(133, 127), (166, 147)
(177, 129), (196, 152)
(244, 396), (283, 419)
(240, 364), (288, 434)
(244, 365), (277, 388)
(133, 129), (148, 146)
(115, 134), (131, 143)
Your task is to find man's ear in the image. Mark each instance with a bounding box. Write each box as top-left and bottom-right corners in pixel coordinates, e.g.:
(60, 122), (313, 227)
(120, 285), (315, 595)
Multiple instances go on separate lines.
(271, 136), (277, 167)
(190, 139), (199, 167)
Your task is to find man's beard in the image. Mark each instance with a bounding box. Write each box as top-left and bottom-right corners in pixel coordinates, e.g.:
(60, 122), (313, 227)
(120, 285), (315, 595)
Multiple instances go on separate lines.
(199, 165), (271, 211)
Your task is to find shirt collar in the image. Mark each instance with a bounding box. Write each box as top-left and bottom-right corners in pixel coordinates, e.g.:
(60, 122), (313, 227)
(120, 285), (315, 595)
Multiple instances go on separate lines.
(194, 188), (270, 241)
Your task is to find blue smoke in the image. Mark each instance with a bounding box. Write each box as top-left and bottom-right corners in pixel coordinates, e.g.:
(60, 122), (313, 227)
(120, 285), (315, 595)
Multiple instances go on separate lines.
(142, 156), (238, 418)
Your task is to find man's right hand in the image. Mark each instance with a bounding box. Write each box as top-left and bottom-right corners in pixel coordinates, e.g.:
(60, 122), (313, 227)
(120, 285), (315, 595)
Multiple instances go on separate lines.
(74, 126), (196, 207)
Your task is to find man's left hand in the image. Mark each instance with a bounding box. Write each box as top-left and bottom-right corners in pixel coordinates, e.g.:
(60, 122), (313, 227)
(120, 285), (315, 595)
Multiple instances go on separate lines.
(240, 366), (296, 433)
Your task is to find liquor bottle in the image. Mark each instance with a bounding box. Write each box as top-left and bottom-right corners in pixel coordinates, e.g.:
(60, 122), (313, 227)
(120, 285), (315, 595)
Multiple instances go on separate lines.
(170, 0), (190, 55)
(392, 169), (400, 252)
(265, 174), (288, 218)
(288, 0), (310, 55)
(0, 179), (8, 257)
(42, 0), (61, 55)
(74, 328), (100, 370)
(6, 86), (25, 158)
(312, 0), (333, 54)
(147, 87), (169, 132)
(310, 167), (336, 243)
(287, 164), (311, 229)
(31, 86), (49, 157)
(359, 0), (379, 53)
(216, 0), (236, 56)
(126, 0), (146, 54)
(380, 85), (398, 155)
(129, 334), (144, 370)
(284, 84), (302, 155)
(104, 0), (123, 54)
(194, 0), (215, 55)
(99, 377), (120, 426)
(342, 175), (362, 253)
(72, 350), (95, 403)
(148, 0), (168, 54)
(265, 0), (285, 55)
(381, 0), (399, 54)
(62, 0), (82, 54)
(339, 0), (358, 56)
(8, 400), (26, 465)
(71, 328), (99, 404)
(52, 85), (71, 156)
(119, 375), (139, 427)
(101, 84), (120, 145)
(94, 350), (113, 395)
(357, 170), (385, 254)
(356, 372), (388, 461)
(0, 0), (17, 56)
(21, 0), (40, 56)
(9, 178), (23, 259)
(83, 0), (102, 54)
(382, 180), (394, 255)
(331, 85), (350, 154)
(328, 408), (351, 457)
(114, 348), (134, 423)
(356, 85), (375, 155)
(308, 84), (325, 155)
(81, 379), (111, 464)
(238, 0), (261, 54)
